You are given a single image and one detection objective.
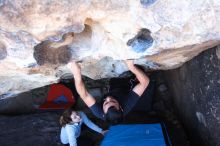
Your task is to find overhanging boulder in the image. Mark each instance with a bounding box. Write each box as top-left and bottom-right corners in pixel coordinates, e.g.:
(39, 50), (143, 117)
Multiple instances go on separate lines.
(0, 0), (220, 98)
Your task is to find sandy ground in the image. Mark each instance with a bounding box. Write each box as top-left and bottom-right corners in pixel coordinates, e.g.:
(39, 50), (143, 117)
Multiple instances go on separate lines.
(0, 110), (105, 146)
(0, 111), (65, 146)
(0, 111), (190, 146)
(0, 72), (191, 146)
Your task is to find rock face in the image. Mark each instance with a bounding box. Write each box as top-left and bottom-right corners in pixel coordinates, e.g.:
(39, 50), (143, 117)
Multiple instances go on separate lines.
(0, 0), (220, 97)
(164, 46), (220, 146)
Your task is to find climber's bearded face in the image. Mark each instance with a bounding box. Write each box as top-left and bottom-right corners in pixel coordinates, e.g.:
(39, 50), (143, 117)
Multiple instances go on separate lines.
(103, 96), (120, 114)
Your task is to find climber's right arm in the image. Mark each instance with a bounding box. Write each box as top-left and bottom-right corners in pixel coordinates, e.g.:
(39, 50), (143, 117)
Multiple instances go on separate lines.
(67, 61), (96, 107)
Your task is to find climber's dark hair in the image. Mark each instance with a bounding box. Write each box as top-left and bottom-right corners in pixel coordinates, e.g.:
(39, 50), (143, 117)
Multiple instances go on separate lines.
(59, 105), (76, 127)
(106, 107), (123, 125)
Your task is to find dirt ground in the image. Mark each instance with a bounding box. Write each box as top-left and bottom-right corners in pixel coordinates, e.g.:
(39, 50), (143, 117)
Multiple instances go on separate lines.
(0, 110), (190, 146)
(0, 72), (191, 146)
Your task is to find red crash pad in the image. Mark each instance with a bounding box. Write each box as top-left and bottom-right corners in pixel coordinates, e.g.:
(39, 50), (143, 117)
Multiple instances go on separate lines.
(39, 84), (76, 110)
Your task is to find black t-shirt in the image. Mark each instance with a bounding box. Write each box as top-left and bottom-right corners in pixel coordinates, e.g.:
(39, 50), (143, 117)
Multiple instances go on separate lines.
(90, 90), (140, 121)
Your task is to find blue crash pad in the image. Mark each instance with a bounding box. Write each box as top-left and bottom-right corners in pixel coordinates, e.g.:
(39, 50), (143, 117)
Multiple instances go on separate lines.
(101, 124), (166, 146)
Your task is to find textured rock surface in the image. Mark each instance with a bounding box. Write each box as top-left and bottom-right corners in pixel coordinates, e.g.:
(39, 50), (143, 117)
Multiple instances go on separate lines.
(0, 0), (220, 97)
(164, 46), (220, 146)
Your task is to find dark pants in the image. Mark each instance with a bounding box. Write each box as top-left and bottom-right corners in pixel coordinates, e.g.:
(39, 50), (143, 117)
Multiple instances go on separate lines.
(63, 136), (94, 146)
